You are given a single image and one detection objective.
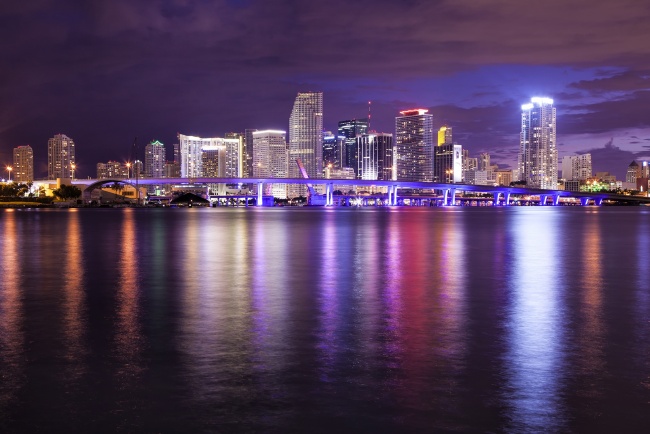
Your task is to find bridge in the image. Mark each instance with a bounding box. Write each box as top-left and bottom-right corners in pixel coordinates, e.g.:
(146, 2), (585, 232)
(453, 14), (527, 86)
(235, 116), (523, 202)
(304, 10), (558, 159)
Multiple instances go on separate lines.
(48, 177), (650, 206)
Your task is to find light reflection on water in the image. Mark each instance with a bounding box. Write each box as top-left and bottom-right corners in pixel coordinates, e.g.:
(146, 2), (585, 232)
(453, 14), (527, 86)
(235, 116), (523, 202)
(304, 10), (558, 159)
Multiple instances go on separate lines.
(0, 207), (649, 432)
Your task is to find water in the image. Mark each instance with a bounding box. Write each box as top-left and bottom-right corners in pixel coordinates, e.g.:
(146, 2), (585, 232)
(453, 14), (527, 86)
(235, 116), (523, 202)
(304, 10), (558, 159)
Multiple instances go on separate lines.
(1, 207), (649, 432)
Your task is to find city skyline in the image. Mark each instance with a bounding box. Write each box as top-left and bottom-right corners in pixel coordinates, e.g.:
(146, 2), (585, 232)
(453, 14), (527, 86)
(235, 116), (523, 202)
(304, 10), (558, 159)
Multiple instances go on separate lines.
(2, 1), (650, 179)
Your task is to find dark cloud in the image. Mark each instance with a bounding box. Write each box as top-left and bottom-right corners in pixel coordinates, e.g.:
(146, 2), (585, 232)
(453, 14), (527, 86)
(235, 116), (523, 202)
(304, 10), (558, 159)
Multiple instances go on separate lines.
(578, 139), (640, 179)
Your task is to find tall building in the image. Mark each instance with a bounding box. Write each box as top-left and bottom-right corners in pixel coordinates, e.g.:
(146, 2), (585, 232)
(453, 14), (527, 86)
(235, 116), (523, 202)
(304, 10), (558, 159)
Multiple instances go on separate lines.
(178, 134), (242, 178)
(561, 154), (592, 181)
(338, 118), (369, 173)
(97, 161), (128, 179)
(244, 129), (258, 178)
(356, 133), (394, 180)
(437, 126), (452, 146)
(626, 161), (641, 183)
(13, 145), (33, 182)
(48, 133), (75, 179)
(253, 130), (288, 198)
(144, 140), (166, 178)
(478, 152), (491, 171)
(322, 131), (345, 170)
(519, 97), (557, 189)
(395, 109), (434, 182)
(433, 143), (463, 183)
(288, 92), (323, 197)
(201, 149), (221, 177)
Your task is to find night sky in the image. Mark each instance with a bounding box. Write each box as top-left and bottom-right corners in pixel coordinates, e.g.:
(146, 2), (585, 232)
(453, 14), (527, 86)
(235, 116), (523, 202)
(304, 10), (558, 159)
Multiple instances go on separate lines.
(2, 0), (650, 179)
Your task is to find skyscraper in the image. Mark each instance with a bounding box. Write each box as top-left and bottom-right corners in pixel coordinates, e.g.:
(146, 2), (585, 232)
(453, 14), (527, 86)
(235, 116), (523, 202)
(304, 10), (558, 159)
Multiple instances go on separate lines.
(395, 109), (434, 182)
(356, 133), (394, 180)
(519, 97), (557, 189)
(322, 131), (345, 170)
(144, 140), (166, 178)
(244, 129), (258, 178)
(288, 92), (323, 197)
(13, 145), (33, 182)
(434, 143), (463, 183)
(437, 126), (452, 146)
(178, 134), (242, 178)
(48, 134), (75, 179)
(338, 118), (369, 174)
(253, 130), (288, 198)
(561, 154), (592, 181)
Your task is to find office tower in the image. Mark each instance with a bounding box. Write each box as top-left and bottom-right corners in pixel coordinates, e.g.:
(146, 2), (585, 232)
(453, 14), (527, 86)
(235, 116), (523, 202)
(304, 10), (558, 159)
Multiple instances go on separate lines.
(561, 154), (592, 181)
(356, 133), (394, 180)
(338, 118), (369, 174)
(438, 126), (452, 146)
(178, 134), (242, 178)
(433, 143), (463, 183)
(48, 133), (75, 179)
(244, 129), (258, 178)
(322, 131), (345, 169)
(13, 145), (33, 182)
(478, 152), (491, 171)
(519, 97), (557, 189)
(626, 161), (641, 183)
(144, 140), (166, 178)
(97, 161), (128, 179)
(395, 109), (434, 182)
(253, 130), (288, 198)
(201, 149), (220, 177)
(288, 92), (323, 197)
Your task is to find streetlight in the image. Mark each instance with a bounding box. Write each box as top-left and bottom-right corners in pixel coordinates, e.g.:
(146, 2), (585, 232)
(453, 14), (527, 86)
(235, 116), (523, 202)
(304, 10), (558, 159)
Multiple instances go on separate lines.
(126, 162), (131, 179)
(6, 166), (12, 182)
(71, 163), (76, 180)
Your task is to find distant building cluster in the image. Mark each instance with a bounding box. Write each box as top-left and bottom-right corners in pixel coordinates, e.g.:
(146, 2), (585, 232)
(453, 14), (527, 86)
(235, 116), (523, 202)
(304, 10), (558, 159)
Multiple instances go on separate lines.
(4, 93), (650, 197)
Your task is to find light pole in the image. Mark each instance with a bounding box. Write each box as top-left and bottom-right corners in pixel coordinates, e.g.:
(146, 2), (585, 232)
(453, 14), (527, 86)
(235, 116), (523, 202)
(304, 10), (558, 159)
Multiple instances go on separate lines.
(126, 162), (131, 179)
(6, 166), (12, 182)
(71, 163), (76, 180)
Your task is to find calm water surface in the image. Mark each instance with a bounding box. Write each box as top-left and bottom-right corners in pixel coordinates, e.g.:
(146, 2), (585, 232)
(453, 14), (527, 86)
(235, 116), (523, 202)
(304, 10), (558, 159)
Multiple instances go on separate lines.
(0, 207), (649, 432)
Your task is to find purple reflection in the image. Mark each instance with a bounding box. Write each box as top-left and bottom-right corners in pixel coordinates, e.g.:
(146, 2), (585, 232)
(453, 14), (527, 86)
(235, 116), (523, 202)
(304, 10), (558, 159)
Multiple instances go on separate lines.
(505, 209), (568, 432)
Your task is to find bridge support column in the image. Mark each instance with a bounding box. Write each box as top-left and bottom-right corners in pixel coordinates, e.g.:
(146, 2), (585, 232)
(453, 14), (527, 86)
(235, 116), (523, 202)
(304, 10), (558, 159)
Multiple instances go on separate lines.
(493, 192), (501, 206)
(539, 195), (547, 206)
(325, 183), (333, 206)
(387, 186), (393, 206)
(504, 192), (511, 206)
(580, 197), (591, 206)
(552, 195), (560, 206)
(595, 198), (603, 206)
(449, 189), (456, 206)
(443, 189), (450, 206)
(392, 185), (398, 206)
(257, 182), (263, 206)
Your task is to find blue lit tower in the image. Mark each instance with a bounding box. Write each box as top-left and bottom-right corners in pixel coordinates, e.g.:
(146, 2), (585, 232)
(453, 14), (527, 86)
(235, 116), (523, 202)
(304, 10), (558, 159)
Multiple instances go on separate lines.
(519, 97), (557, 189)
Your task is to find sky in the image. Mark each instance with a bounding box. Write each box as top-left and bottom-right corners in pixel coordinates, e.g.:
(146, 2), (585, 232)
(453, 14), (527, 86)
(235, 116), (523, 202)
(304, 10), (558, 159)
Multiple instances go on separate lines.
(2, 0), (650, 179)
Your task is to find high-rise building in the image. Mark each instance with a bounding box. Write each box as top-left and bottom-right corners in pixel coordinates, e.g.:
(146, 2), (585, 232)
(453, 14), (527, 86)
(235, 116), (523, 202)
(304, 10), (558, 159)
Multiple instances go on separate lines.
(144, 140), (166, 178)
(478, 152), (491, 171)
(253, 130), (288, 198)
(395, 109), (434, 182)
(626, 161), (641, 183)
(48, 134), (75, 179)
(519, 97), (557, 189)
(13, 145), (33, 182)
(322, 131), (345, 170)
(288, 92), (323, 197)
(437, 126), (452, 146)
(97, 161), (128, 179)
(244, 129), (257, 178)
(201, 149), (221, 177)
(338, 118), (369, 174)
(434, 143), (463, 183)
(561, 154), (592, 181)
(356, 133), (394, 180)
(178, 134), (242, 178)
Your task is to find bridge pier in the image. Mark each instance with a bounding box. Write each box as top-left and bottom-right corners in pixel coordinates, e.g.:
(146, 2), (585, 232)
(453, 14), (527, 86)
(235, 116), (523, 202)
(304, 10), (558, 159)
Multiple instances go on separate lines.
(504, 192), (511, 206)
(552, 195), (560, 206)
(580, 197), (590, 206)
(595, 198), (603, 206)
(539, 195), (547, 206)
(493, 192), (500, 206)
(392, 185), (398, 206)
(257, 182), (263, 206)
(449, 189), (456, 206)
(443, 189), (449, 206)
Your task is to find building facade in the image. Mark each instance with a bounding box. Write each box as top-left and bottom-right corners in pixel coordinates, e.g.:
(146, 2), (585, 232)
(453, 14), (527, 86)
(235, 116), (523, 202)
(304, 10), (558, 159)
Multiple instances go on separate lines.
(288, 92), (323, 197)
(437, 126), (452, 146)
(48, 134), (75, 179)
(253, 130), (288, 198)
(519, 97), (557, 189)
(144, 140), (166, 178)
(338, 118), (369, 174)
(433, 143), (463, 183)
(561, 153), (592, 181)
(97, 161), (129, 179)
(395, 109), (434, 182)
(356, 133), (394, 181)
(13, 145), (34, 182)
(178, 133), (242, 178)
(322, 131), (345, 170)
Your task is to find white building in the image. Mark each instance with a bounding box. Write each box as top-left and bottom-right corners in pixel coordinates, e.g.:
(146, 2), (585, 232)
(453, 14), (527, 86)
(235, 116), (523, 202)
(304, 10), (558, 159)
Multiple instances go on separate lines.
(562, 154), (592, 181)
(356, 133), (394, 181)
(145, 140), (166, 178)
(13, 145), (34, 182)
(395, 109), (434, 182)
(288, 92), (323, 197)
(519, 97), (557, 189)
(178, 134), (242, 178)
(48, 134), (75, 179)
(253, 130), (288, 199)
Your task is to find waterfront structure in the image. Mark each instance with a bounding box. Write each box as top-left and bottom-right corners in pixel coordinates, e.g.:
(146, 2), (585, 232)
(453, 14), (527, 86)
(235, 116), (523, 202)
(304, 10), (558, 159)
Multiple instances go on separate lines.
(253, 130), (288, 198)
(437, 126), (452, 146)
(322, 131), (345, 169)
(518, 97), (557, 189)
(288, 92), (323, 197)
(144, 140), (166, 178)
(48, 133), (75, 179)
(434, 143), (463, 183)
(338, 119), (369, 174)
(562, 154), (592, 181)
(356, 132), (394, 180)
(395, 109), (434, 182)
(178, 133), (242, 178)
(13, 145), (33, 182)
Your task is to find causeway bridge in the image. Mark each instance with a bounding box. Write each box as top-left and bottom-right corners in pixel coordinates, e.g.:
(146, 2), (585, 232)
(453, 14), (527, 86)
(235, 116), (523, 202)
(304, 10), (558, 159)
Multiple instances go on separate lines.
(50, 177), (650, 206)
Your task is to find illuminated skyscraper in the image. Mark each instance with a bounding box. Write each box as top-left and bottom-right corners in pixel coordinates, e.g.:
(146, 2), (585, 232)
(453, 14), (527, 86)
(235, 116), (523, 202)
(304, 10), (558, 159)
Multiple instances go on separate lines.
(433, 143), (463, 183)
(338, 118), (369, 173)
(395, 109), (434, 182)
(519, 97), (557, 189)
(288, 92), (323, 197)
(48, 133), (75, 179)
(178, 133), (242, 178)
(13, 145), (33, 182)
(356, 133), (394, 180)
(144, 140), (166, 178)
(253, 130), (288, 198)
(561, 154), (592, 181)
(437, 126), (452, 146)
(322, 131), (345, 169)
